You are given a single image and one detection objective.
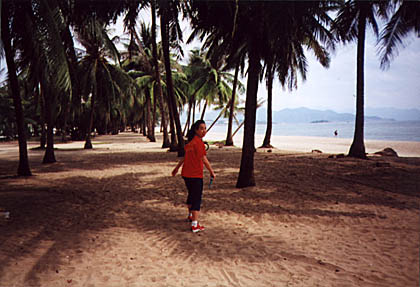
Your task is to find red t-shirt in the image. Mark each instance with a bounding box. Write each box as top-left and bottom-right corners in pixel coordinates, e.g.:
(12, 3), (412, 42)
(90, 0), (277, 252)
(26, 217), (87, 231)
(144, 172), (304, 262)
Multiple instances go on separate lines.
(181, 136), (206, 178)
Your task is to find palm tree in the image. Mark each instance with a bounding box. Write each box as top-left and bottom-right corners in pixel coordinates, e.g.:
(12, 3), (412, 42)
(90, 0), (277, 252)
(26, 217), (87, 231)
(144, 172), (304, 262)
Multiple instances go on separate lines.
(183, 49), (237, 131)
(76, 17), (135, 149)
(334, 1), (388, 159)
(158, 0), (186, 157)
(1, 2), (31, 175)
(2, 0), (73, 167)
(188, 1), (337, 187)
(151, 0), (170, 148)
(378, 0), (420, 69)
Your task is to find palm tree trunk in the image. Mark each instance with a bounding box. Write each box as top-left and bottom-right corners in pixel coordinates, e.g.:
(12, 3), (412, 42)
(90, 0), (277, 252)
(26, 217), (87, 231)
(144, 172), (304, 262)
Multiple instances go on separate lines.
(207, 101), (229, 133)
(183, 98), (192, 135)
(1, 10), (32, 175)
(151, 89), (157, 141)
(349, 10), (367, 159)
(161, 11), (185, 157)
(142, 106), (147, 137)
(42, 85), (57, 163)
(166, 92), (178, 151)
(61, 100), (70, 143)
(200, 99), (208, 120)
(40, 86), (47, 149)
(151, 0), (167, 147)
(84, 84), (96, 149)
(232, 121), (244, 138)
(261, 67), (274, 148)
(226, 60), (240, 146)
(146, 90), (155, 141)
(192, 101), (196, 124)
(236, 47), (261, 188)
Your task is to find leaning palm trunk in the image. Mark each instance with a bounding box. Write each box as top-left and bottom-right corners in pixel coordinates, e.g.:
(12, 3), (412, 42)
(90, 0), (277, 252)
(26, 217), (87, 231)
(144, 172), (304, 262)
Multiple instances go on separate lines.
(261, 67), (274, 148)
(226, 61), (240, 146)
(232, 121), (244, 138)
(236, 47), (261, 188)
(348, 11), (367, 159)
(207, 100), (230, 133)
(1, 11), (32, 175)
(161, 12), (184, 157)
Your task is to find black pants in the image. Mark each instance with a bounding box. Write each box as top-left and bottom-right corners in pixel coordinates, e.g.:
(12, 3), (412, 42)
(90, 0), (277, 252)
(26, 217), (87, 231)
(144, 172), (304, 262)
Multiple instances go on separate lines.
(183, 177), (203, 211)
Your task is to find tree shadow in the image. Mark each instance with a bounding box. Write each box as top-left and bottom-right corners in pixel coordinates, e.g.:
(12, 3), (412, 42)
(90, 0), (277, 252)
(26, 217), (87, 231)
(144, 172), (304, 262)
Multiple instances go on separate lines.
(0, 143), (419, 285)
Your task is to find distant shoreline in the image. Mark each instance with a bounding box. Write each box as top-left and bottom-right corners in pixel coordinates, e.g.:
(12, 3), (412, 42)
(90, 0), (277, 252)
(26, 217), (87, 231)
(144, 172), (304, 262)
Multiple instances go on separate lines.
(206, 120), (420, 142)
(205, 132), (420, 157)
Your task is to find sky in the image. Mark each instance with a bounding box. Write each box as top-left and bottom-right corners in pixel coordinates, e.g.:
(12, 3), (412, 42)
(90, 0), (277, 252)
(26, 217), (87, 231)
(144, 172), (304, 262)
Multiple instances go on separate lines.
(126, 10), (420, 114)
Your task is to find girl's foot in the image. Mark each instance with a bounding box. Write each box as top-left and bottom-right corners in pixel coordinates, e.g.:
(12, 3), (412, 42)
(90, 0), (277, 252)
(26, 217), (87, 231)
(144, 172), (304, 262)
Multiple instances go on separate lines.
(191, 223), (205, 233)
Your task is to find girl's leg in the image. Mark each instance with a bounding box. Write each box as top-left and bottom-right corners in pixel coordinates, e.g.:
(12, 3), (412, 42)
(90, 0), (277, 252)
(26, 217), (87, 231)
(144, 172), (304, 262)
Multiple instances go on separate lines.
(192, 210), (199, 222)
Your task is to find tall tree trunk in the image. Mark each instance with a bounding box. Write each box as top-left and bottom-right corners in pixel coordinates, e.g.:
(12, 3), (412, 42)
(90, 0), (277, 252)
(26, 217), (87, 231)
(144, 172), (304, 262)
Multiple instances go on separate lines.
(167, 93), (178, 151)
(348, 10), (367, 159)
(60, 98), (70, 143)
(60, 24), (77, 144)
(151, 1), (170, 148)
(1, 10), (32, 175)
(200, 99), (208, 120)
(142, 106), (147, 137)
(226, 60), (240, 146)
(161, 11), (185, 157)
(183, 97), (193, 135)
(192, 101), (196, 124)
(261, 66), (273, 148)
(84, 82), (96, 149)
(40, 86), (47, 149)
(42, 84), (56, 163)
(151, 88), (157, 142)
(236, 47), (260, 188)
(146, 90), (155, 141)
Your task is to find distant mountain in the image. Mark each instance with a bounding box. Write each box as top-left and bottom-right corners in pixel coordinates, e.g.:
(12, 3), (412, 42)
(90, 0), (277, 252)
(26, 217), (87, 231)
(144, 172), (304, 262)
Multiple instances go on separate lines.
(365, 107), (420, 122)
(182, 107), (420, 124)
(255, 107), (400, 123)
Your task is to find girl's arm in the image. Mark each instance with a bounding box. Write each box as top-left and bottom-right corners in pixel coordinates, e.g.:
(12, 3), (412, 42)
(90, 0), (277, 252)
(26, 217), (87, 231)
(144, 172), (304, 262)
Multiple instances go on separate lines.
(172, 158), (184, 176)
(203, 155), (215, 179)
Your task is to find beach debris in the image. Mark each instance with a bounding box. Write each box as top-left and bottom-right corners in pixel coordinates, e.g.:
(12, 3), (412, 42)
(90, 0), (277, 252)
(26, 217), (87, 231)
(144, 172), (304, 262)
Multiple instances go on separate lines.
(328, 154), (345, 159)
(374, 148), (398, 157)
(311, 149), (322, 154)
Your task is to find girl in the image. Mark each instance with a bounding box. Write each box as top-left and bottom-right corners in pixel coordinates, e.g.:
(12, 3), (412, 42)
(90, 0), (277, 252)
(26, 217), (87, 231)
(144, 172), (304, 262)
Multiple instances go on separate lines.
(172, 120), (215, 233)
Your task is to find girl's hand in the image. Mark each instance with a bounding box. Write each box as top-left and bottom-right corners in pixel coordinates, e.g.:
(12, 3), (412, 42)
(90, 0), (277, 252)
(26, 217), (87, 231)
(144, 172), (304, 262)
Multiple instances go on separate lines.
(210, 170), (216, 179)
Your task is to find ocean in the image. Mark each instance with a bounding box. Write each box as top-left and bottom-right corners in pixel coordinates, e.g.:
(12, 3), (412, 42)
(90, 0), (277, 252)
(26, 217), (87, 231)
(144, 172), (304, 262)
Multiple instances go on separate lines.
(208, 120), (420, 142)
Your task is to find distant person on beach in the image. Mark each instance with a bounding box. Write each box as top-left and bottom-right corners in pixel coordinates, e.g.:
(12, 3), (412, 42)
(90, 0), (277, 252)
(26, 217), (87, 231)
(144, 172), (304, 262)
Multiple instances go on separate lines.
(334, 130), (338, 137)
(172, 120), (215, 233)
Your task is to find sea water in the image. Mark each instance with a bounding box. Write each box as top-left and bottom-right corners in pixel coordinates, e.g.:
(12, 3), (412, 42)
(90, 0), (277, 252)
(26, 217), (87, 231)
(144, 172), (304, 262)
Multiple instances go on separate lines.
(208, 120), (420, 142)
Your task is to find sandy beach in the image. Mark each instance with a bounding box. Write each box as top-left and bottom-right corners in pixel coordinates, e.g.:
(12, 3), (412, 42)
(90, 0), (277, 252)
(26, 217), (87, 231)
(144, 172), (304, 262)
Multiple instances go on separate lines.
(0, 132), (419, 287)
(205, 131), (420, 157)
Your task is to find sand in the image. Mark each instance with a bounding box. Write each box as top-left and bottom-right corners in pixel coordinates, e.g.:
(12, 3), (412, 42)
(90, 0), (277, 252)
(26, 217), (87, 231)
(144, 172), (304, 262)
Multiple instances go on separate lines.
(0, 132), (419, 287)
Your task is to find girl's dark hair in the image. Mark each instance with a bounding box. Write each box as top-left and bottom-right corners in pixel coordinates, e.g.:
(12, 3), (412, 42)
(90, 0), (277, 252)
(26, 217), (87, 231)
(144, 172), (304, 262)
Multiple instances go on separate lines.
(186, 120), (205, 142)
